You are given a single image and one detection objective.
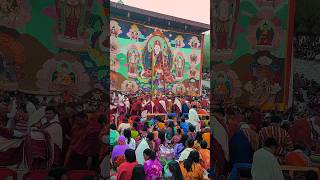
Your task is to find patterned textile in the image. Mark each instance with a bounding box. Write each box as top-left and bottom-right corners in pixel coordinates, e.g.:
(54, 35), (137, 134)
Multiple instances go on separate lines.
(259, 126), (293, 156)
(144, 159), (163, 180)
(241, 128), (260, 151)
(180, 162), (204, 180)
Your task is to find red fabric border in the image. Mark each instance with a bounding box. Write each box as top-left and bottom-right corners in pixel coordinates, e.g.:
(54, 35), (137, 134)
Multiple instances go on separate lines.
(284, 0), (296, 105)
(199, 34), (205, 97)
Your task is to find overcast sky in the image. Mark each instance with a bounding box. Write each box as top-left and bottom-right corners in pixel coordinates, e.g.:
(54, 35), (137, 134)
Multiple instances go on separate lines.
(110, 0), (210, 25)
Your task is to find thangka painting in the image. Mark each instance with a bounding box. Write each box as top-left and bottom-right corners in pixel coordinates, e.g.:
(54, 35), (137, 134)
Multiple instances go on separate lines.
(0, 0), (108, 95)
(110, 19), (204, 97)
(211, 0), (294, 109)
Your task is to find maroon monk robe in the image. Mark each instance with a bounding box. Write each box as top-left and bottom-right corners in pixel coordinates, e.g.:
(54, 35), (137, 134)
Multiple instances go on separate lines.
(66, 117), (102, 170)
(130, 100), (142, 115)
(289, 118), (312, 148)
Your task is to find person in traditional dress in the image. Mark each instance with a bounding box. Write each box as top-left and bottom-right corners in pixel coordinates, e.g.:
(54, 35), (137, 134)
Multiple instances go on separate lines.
(259, 116), (293, 158)
(64, 112), (89, 167)
(178, 138), (194, 162)
(111, 135), (129, 169)
(143, 149), (163, 180)
(135, 136), (150, 164)
(118, 117), (130, 135)
(117, 149), (138, 180)
(251, 138), (285, 180)
(212, 108), (229, 177)
(173, 134), (188, 160)
(179, 151), (204, 180)
(288, 116), (312, 150)
(65, 112), (103, 170)
(187, 105), (200, 132)
(229, 124), (254, 169)
(198, 140), (210, 171)
(40, 106), (63, 167)
(124, 128), (136, 150)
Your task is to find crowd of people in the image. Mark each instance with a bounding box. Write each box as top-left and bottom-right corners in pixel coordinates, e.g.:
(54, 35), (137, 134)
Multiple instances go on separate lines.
(0, 90), (108, 179)
(213, 98), (320, 179)
(109, 91), (211, 179)
(293, 73), (320, 109)
(294, 35), (320, 61)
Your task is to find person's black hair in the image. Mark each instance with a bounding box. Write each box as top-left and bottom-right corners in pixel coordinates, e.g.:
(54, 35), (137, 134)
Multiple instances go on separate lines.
(200, 140), (208, 149)
(47, 167), (67, 180)
(110, 124), (117, 130)
(179, 134), (188, 145)
(132, 122), (138, 130)
(167, 114), (173, 120)
(146, 132), (154, 141)
(75, 111), (88, 119)
(168, 121), (174, 129)
(143, 148), (156, 160)
(306, 170), (318, 180)
(132, 164), (146, 180)
(183, 151), (200, 172)
(181, 118), (186, 122)
(263, 137), (278, 148)
(45, 106), (57, 114)
(186, 138), (194, 148)
(168, 161), (183, 180)
(293, 144), (306, 151)
(188, 125), (195, 132)
(125, 149), (136, 163)
(271, 116), (282, 124)
(158, 130), (165, 144)
(195, 132), (203, 142)
(176, 128), (182, 135)
(143, 121), (150, 128)
(142, 126), (148, 132)
(124, 128), (132, 144)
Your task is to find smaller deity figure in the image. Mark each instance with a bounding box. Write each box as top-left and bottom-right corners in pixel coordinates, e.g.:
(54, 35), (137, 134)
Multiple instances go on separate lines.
(256, 22), (274, 46)
(244, 55), (281, 107)
(188, 79), (199, 96)
(188, 66), (198, 78)
(174, 52), (185, 80)
(121, 80), (138, 94)
(174, 35), (185, 48)
(173, 83), (185, 95)
(189, 52), (199, 65)
(213, 72), (230, 97)
(110, 55), (120, 72)
(127, 47), (140, 77)
(213, 0), (237, 50)
(52, 63), (76, 86)
(110, 20), (122, 37)
(110, 36), (121, 55)
(0, 0), (31, 28)
(188, 36), (201, 49)
(126, 24), (141, 41)
(62, 0), (83, 39)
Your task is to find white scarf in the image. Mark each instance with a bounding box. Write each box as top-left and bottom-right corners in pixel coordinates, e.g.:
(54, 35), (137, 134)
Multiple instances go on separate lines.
(174, 98), (181, 111)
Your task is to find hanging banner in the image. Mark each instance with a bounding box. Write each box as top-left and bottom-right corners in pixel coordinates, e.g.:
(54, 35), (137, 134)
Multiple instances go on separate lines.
(110, 19), (204, 97)
(211, 0), (295, 109)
